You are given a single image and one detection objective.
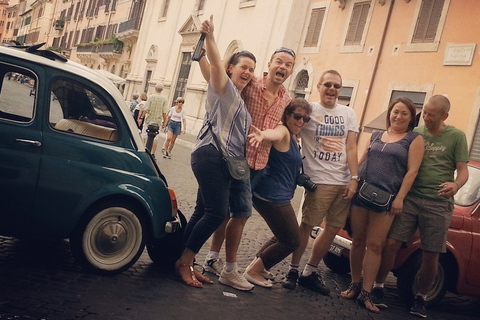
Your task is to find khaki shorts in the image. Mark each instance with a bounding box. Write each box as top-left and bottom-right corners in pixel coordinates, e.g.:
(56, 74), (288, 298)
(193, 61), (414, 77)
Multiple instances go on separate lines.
(301, 184), (350, 228)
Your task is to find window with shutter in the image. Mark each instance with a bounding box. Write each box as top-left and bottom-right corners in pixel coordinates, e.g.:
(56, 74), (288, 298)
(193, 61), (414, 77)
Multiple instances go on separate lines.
(304, 8), (325, 47)
(412, 0), (445, 43)
(405, 0), (449, 52)
(470, 119), (480, 161)
(345, 1), (370, 46)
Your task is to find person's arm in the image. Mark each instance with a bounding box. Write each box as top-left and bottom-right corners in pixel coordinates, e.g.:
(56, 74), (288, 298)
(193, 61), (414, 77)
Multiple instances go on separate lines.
(439, 161), (469, 198)
(181, 111), (187, 134)
(248, 124), (289, 150)
(198, 53), (210, 82)
(390, 135), (425, 214)
(201, 15), (228, 95)
(344, 130), (359, 199)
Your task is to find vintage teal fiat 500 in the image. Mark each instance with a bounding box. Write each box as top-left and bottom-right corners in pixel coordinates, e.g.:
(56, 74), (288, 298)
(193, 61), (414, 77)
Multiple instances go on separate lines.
(0, 44), (184, 275)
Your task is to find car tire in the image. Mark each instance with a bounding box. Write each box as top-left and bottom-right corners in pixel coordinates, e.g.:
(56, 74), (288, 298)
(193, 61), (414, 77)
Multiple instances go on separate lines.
(323, 252), (351, 274)
(147, 210), (187, 272)
(396, 252), (449, 307)
(70, 201), (147, 275)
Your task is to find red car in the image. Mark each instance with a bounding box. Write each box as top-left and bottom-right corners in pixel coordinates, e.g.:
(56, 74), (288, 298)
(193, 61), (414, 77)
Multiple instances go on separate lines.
(311, 161), (480, 306)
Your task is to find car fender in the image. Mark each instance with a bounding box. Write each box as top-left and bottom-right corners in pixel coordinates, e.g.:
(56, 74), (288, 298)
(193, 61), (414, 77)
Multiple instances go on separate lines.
(71, 182), (172, 240)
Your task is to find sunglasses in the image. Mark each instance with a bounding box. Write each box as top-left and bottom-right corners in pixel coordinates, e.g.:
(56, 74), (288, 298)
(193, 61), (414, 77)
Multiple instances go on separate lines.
(274, 47), (296, 58)
(289, 112), (311, 123)
(322, 82), (342, 89)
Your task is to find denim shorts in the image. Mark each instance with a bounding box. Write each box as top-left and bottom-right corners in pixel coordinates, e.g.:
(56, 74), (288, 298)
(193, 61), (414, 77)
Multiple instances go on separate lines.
(388, 194), (453, 253)
(167, 120), (181, 135)
(229, 178), (252, 218)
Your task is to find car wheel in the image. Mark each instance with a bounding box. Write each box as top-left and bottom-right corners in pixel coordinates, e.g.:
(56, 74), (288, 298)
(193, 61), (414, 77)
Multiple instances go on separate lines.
(70, 201), (147, 275)
(396, 252), (449, 307)
(323, 252), (351, 274)
(147, 210), (187, 272)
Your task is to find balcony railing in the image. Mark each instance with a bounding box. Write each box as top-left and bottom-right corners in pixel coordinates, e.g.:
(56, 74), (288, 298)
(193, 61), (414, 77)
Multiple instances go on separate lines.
(118, 17), (141, 34)
(76, 45), (97, 53)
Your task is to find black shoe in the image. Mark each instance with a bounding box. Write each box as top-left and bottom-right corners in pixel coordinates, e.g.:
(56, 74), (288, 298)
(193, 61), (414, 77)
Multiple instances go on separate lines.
(282, 269), (299, 290)
(410, 295), (427, 318)
(298, 272), (330, 295)
(372, 287), (387, 309)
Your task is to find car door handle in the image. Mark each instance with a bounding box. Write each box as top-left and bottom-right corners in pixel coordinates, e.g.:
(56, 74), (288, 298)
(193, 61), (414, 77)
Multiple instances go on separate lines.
(15, 139), (42, 147)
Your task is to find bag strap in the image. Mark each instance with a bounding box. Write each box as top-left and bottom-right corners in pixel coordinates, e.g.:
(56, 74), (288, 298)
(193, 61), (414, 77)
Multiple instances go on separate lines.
(364, 131), (382, 182)
(201, 120), (246, 157)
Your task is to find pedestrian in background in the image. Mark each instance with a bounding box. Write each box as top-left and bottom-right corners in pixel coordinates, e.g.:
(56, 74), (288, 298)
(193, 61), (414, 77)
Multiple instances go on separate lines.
(163, 97), (187, 159)
(129, 93), (139, 114)
(340, 97), (424, 313)
(373, 95), (469, 318)
(174, 15), (256, 289)
(283, 70), (359, 295)
(243, 98), (311, 288)
(141, 83), (168, 158)
(134, 92), (147, 131)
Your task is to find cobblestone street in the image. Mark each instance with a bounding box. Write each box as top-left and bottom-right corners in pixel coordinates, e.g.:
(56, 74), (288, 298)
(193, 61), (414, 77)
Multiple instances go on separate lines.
(0, 133), (479, 320)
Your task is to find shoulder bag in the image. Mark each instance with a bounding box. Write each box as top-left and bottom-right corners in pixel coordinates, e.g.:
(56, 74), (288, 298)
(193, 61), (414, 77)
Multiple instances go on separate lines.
(357, 132), (395, 212)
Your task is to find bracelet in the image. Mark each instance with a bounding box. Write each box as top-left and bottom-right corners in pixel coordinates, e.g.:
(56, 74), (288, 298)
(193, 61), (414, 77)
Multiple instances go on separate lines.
(453, 182), (459, 190)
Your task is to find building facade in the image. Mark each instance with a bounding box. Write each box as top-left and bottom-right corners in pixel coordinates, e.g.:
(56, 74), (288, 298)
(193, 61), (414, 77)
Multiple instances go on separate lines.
(2, 0), (480, 160)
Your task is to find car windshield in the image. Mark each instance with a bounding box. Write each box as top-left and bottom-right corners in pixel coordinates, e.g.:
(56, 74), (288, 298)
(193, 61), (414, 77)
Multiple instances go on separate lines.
(454, 165), (480, 206)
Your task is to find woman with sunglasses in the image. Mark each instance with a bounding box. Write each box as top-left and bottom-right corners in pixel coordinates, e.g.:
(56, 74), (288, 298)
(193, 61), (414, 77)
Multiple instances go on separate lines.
(174, 15), (256, 289)
(163, 97), (186, 159)
(243, 98), (312, 287)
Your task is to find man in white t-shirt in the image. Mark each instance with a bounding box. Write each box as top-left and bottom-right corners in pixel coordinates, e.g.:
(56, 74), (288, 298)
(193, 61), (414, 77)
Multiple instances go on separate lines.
(283, 70), (359, 294)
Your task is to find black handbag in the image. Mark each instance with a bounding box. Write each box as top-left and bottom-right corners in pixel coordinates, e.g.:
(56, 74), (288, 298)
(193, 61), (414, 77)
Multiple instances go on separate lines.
(358, 181), (395, 212)
(203, 121), (250, 181)
(357, 132), (395, 212)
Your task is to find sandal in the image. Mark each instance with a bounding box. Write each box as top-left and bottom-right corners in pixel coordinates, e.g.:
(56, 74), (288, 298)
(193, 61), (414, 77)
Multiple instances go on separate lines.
(357, 288), (380, 313)
(174, 261), (202, 288)
(341, 282), (362, 299)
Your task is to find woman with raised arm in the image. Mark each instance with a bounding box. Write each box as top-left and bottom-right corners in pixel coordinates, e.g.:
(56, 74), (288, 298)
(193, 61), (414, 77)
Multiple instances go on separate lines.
(174, 15), (256, 289)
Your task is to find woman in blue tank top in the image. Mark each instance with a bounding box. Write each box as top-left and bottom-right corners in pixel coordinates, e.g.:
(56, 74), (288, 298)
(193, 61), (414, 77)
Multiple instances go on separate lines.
(242, 98), (312, 287)
(341, 97), (424, 313)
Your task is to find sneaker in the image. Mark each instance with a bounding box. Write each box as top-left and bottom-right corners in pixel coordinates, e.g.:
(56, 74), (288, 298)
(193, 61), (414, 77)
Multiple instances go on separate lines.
(298, 272), (330, 295)
(282, 269), (299, 290)
(166, 151), (171, 159)
(204, 258), (224, 277)
(372, 287), (388, 309)
(162, 149), (165, 155)
(219, 269), (254, 291)
(410, 295), (427, 318)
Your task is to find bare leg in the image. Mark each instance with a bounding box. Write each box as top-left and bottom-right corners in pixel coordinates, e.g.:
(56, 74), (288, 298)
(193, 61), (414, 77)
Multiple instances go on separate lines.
(341, 205), (368, 298)
(225, 217), (248, 263)
(375, 237), (403, 284)
(166, 134), (178, 153)
(417, 250), (440, 295)
(307, 224), (340, 266)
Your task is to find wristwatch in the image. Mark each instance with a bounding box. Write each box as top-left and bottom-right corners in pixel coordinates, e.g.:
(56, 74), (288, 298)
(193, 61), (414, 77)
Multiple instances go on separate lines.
(351, 175), (360, 181)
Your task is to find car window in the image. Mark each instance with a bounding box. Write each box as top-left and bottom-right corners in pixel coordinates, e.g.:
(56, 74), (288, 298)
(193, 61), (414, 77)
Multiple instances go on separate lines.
(0, 65), (36, 123)
(454, 165), (480, 207)
(49, 78), (119, 141)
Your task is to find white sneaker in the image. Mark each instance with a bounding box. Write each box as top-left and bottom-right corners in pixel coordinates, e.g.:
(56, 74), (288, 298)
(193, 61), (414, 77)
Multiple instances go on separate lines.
(204, 258), (224, 277)
(219, 269), (254, 291)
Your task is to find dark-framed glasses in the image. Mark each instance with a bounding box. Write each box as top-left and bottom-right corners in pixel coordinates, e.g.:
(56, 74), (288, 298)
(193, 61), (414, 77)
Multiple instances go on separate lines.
(274, 47), (296, 58)
(322, 82), (342, 89)
(290, 112), (311, 123)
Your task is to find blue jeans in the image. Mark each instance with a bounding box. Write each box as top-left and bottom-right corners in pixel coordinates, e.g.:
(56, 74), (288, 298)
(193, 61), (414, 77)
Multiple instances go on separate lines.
(184, 144), (231, 253)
